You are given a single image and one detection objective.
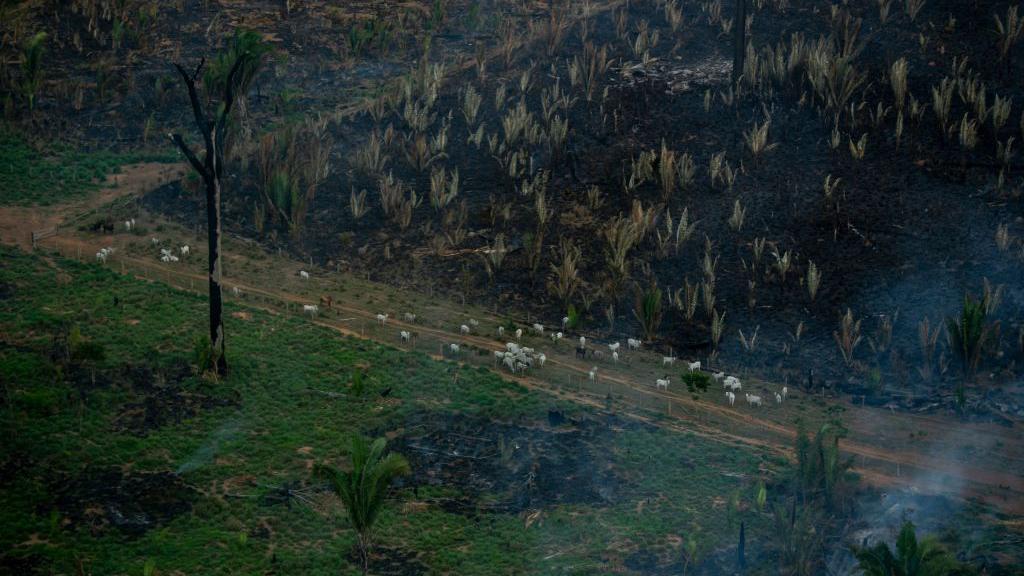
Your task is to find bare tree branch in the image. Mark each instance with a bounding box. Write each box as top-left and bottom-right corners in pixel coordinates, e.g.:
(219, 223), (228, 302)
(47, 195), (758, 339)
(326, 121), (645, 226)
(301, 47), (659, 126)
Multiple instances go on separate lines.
(167, 133), (207, 178)
(191, 57), (205, 83)
(173, 62), (213, 165)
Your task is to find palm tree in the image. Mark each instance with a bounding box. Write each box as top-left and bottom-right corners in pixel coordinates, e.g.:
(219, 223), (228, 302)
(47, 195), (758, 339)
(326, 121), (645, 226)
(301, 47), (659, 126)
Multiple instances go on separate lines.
(315, 435), (410, 574)
(770, 500), (824, 576)
(20, 32), (47, 110)
(795, 422), (853, 513)
(853, 521), (965, 576)
(946, 293), (994, 410)
(203, 29), (274, 111)
(632, 280), (664, 341)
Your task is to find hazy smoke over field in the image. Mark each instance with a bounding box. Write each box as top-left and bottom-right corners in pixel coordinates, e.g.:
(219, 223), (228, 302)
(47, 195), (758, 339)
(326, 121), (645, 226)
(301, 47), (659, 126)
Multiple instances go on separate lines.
(176, 416), (244, 474)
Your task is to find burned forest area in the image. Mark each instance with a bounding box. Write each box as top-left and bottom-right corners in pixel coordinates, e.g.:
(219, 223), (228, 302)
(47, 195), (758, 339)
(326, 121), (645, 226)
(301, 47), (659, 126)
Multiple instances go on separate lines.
(2, 0), (1024, 575)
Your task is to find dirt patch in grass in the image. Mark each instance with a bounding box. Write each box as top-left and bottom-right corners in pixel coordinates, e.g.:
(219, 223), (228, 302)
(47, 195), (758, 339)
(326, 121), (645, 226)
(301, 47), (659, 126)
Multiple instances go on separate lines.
(346, 546), (428, 576)
(0, 552), (49, 576)
(50, 468), (198, 537)
(624, 548), (681, 576)
(390, 411), (650, 514)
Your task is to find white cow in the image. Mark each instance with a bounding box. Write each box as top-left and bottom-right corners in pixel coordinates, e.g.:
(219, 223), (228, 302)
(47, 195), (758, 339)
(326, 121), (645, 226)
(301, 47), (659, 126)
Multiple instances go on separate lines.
(400, 330), (411, 342)
(232, 286), (242, 297)
(515, 328), (523, 341)
(579, 336), (586, 348)
(781, 386), (788, 399)
(449, 343), (460, 354)
(302, 304), (319, 316)
(712, 372), (725, 382)
(299, 270), (310, 280)
(726, 391), (736, 405)
(460, 324), (471, 334)
(376, 313), (388, 325)
(612, 351), (619, 363)
(745, 394), (763, 407)
(503, 354), (518, 373)
(562, 316), (570, 328)
(404, 312), (417, 323)
(532, 323), (545, 335)
(588, 367), (597, 381)
(627, 338), (642, 350)
(498, 326), (505, 337)
(655, 377), (670, 390)
(180, 245), (190, 256)
(95, 251), (107, 263)
(662, 356), (676, 366)
(775, 392), (783, 404)
(608, 342), (621, 353)
(688, 361), (701, 372)
(538, 353), (546, 368)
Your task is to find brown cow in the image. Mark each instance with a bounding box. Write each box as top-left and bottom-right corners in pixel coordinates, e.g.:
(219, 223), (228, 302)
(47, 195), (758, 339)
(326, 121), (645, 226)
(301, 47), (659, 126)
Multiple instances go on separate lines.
(319, 295), (333, 309)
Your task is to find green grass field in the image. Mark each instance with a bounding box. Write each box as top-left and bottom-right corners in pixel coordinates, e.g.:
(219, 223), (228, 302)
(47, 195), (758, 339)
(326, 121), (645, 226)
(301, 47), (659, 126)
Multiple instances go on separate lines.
(0, 246), (776, 575)
(0, 130), (175, 206)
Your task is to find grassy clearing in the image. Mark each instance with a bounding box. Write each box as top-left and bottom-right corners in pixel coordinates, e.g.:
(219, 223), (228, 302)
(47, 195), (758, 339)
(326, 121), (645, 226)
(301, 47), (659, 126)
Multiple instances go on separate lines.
(0, 245), (773, 574)
(0, 129), (176, 206)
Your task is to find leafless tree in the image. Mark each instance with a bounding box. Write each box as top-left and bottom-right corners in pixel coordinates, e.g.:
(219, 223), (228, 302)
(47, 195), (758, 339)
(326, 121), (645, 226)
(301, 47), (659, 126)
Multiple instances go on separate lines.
(167, 57), (247, 376)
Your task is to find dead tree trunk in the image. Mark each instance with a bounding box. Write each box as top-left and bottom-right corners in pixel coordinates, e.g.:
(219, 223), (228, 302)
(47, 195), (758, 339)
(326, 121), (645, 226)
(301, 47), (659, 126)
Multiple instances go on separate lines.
(168, 58), (246, 377)
(732, 0), (746, 84)
(738, 519), (746, 571)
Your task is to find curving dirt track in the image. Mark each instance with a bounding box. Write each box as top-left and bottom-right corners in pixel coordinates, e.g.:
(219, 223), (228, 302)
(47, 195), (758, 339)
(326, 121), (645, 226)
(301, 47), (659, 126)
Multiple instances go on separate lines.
(0, 162), (186, 250)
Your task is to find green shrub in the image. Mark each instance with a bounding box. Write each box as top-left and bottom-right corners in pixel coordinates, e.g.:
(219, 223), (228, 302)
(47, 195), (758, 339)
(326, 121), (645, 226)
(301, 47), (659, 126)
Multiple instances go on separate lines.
(565, 303), (580, 330)
(946, 292), (996, 409)
(682, 371), (710, 393)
